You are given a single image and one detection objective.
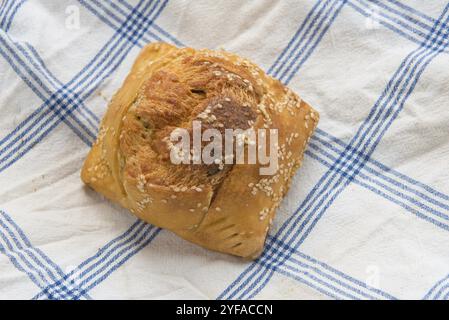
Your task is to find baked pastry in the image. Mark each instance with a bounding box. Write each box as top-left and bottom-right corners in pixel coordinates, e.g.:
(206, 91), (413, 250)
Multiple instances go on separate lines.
(81, 43), (319, 259)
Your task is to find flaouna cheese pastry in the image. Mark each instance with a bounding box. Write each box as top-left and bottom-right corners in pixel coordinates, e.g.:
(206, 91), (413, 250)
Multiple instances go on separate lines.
(81, 43), (319, 259)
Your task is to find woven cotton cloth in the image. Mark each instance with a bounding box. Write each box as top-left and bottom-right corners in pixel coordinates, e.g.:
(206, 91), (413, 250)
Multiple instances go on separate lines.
(1, 0), (449, 300)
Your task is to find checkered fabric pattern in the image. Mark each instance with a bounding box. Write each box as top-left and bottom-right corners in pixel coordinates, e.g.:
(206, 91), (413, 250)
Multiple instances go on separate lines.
(1, 0), (449, 300)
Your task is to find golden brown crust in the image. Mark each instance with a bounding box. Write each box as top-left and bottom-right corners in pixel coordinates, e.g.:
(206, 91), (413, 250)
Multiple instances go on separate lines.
(81, 43), (319, 258)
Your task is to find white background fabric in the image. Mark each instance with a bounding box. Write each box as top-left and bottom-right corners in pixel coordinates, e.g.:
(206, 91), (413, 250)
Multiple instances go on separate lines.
(1, 0), (449, 300)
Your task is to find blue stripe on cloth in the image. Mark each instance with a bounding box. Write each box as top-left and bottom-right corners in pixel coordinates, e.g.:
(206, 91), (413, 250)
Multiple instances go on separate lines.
(3, 0), (26, 32)
(386, 0), (438, 23)
(6, 0), (445, 225)
(308, 130), (449, 230)
(0, 0), (154, 152)
(267, 237), (396, 300)
(220, 0), (349, 300)
(314, 128), (449, 202)
(346, 0), (449, 51)
(272, 0), (449, 84)
(219, 0), (347, 300)
(33, 220), (161, 300)
(121, 0), (185, 47)
(0, 0), (168, 173)
(0, 33), (97, 147)
(0, 211), (91, 299)
(354, 0), (449, 52)
(0, 0), (168, 298)
(65, 0), (438, 302)
(368, 0), (433, 31)
(277, 0), (449, 265)
(305, 145), (449, 232)
(248, 12), (449, 300)
(71, 0), (167, 99)
(218, 235), (396, 300)
(269, 0), (333, 78)
(45, 0), (448, 300)
(0, 35), (59, 98)
(74, 224), (160, 299)
(79, 0), (184, 47)
(281, 0), (348, 85)
(0, 0), (15, 28)
(355, 0), (427, 39)
(0, 223), (48, 293)
(117, 0), (137, 10)
(66, 2), (449, 268)
(219, 4), (449, 300)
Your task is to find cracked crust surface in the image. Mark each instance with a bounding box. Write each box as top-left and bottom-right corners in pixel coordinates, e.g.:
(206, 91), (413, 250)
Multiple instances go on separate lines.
(81, 43), (319, 258)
